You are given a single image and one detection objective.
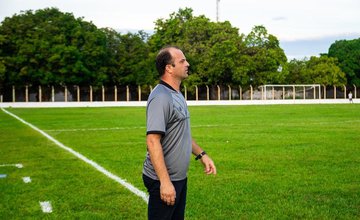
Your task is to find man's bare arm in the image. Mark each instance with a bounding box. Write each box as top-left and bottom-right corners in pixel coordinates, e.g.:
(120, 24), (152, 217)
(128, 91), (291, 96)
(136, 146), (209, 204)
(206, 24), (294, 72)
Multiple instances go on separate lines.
(147, 134), (176, 206)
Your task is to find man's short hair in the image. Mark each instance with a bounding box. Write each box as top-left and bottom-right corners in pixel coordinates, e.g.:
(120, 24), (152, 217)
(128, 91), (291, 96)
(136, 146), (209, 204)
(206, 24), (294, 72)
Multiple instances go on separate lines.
(155, 46), (180, 77)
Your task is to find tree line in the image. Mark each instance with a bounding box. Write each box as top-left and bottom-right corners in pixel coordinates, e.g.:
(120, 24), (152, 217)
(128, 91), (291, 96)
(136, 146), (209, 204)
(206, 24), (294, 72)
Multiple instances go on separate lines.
(0, 7), (359, 95)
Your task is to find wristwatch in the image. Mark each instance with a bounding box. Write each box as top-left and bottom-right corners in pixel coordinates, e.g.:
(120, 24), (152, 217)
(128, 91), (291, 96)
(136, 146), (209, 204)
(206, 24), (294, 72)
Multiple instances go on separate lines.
(195, 151), (206, 160)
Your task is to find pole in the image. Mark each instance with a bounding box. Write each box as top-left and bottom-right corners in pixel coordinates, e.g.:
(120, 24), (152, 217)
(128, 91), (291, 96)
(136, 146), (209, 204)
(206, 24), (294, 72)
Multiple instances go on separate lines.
(216, 0), (220, 22)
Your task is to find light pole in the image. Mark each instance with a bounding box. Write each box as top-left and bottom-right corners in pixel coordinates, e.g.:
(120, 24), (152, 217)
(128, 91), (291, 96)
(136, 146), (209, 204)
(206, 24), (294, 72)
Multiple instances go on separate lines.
(216, 0), (220, 22)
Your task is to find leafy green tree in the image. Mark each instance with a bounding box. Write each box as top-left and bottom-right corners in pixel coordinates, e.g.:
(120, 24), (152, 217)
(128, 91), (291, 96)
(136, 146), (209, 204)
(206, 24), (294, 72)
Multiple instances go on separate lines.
(147, 8), (199, 86)
(101, 28), (123, 85)
(1, 5), (353, 98)
(0, 8), (109, 88)
(148, 8), (246, 88)
(101, 28), (153, 86)
(328, 38), (360, 86)
(241, 25), (288, 87)
(287, 56), (346, 86)
(0, 59), (5, 95)
(195, 21), (246, 86)
(116, 31), (152, 85)
(286, 59), (307, 84)
(305, 55), (346, 86)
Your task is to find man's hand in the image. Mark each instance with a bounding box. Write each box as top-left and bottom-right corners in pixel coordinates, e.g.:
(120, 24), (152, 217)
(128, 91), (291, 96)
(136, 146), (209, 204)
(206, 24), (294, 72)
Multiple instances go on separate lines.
(160, 181), (176, 206)
(191, 139), (217, 175)
(201, 155), (217, 175)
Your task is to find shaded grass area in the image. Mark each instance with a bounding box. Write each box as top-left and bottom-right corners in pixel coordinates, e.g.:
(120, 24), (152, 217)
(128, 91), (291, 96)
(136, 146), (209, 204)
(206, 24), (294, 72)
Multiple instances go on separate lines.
(0, 108), (147, 219)
(188, 105), (359, 219)
(1, 104), (359, 219)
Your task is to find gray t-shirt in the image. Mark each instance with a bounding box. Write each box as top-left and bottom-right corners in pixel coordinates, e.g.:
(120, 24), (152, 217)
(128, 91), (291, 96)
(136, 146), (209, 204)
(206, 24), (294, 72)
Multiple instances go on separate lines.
(143, 81), (192, 181)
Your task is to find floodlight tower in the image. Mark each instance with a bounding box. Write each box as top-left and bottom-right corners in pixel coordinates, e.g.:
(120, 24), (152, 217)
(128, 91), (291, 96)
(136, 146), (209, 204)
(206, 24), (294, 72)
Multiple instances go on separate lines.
(216, 0), (220, 22)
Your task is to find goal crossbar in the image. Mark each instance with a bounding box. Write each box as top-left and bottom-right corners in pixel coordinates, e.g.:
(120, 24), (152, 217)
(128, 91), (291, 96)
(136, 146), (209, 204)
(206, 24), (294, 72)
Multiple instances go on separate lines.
(262, 84), (321, 100)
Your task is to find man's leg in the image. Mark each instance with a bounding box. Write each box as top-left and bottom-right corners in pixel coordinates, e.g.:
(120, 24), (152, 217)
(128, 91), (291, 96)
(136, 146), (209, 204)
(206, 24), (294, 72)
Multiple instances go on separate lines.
(171, 178), (187, 220)
(143, 174), (187, 220)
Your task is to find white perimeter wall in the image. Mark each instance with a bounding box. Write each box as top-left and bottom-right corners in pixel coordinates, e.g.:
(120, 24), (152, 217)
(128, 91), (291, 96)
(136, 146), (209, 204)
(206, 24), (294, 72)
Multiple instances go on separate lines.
(0, 99), (357, 108)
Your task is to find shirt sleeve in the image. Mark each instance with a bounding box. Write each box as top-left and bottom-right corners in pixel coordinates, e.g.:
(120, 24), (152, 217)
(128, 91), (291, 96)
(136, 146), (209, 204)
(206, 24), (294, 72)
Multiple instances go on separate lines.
(146, 92), (171, 136)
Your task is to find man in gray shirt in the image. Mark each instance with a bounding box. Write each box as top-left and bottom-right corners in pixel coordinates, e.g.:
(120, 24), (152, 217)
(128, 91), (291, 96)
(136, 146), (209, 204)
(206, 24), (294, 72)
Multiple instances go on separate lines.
(143, 46), (216, 220)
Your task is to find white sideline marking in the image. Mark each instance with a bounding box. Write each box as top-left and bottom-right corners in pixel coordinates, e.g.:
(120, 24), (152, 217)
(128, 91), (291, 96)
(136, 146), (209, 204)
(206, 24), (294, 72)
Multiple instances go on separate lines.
(1, 108), (149, 203)
(45, 124), (228, 132)
(0, 174), (7, 178)
(0, 163), (23, 168)
(22, 177), (31, 183)
(44, 126), (146, 132)
(39, 201), (52, 213)
(45, 119), (360, 133)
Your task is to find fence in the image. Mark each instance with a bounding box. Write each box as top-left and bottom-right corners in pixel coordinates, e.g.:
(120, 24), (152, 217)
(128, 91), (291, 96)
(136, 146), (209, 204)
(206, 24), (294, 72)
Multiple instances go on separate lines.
(0, 84), (358, 103)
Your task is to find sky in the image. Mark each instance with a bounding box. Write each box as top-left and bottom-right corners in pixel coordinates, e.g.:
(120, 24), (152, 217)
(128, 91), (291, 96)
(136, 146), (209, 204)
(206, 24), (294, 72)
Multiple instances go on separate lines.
(1, 0), (359, 59)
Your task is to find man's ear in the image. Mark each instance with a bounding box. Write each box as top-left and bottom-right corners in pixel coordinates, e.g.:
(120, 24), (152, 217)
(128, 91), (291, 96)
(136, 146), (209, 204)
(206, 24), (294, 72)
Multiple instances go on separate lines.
(165, 64), (173, 74)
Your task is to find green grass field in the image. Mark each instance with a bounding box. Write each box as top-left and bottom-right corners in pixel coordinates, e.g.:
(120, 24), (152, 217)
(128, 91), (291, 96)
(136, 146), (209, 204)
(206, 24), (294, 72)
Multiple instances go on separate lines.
(1, 104), (359, 219)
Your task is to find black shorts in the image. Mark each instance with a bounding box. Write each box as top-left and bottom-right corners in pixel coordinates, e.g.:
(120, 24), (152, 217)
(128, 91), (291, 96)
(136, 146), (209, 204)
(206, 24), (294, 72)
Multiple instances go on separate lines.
(143, 174), (187, 220)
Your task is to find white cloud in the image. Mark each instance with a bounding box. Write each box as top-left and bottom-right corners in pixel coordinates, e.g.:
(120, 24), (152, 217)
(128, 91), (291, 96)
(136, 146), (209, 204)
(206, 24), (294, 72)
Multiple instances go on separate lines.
(1, 0), (359, 57)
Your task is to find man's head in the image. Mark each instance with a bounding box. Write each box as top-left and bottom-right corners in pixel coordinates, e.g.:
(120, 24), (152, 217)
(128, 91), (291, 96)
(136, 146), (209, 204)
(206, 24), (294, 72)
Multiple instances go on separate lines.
(155, 46), (190, 80)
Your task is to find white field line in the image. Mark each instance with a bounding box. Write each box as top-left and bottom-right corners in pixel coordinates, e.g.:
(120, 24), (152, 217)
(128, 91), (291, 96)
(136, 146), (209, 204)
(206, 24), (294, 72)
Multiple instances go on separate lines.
(43, 119), (360, 133)
(1, 108), (149, 203)
(0, 163), (23, 168)
(44, 126), (146, 132)
(22, 177), (32, 183)
(39, 201), (53, 213)
(44, 124), (231, 132)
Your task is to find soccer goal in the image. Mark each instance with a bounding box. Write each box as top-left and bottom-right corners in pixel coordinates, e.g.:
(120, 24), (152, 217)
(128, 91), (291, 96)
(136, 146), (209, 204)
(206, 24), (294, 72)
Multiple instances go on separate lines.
(262, 84), (322, 100)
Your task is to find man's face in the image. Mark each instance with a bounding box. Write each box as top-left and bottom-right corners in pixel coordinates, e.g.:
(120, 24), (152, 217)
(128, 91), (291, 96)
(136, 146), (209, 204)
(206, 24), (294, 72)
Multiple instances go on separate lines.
(169, 48), (190, 80)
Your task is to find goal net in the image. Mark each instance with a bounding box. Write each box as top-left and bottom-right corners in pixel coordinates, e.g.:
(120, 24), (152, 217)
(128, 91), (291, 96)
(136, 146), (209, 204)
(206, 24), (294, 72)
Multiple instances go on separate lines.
(262, 84), (321, 100)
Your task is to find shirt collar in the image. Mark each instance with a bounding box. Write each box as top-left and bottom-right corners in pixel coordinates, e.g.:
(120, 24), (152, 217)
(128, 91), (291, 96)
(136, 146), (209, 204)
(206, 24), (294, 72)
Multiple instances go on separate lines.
(160, 80), (177, 92)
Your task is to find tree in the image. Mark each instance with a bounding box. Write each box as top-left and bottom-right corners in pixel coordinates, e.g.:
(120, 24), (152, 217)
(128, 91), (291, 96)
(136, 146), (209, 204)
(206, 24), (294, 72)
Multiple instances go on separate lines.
(195, 21), (246, 86)
(0, 8), (109, 88)
(116, 31), (152, 85)
(286, 56), (346, 86)
(328, 38), (360, 86)
(1, 6), (352, 97)
(241, 25), (288, 87)
(102, 29), (153, 86)
(0, 59), (5, 95)
(148, 8), (246, 88)
(286, 59), (307, 84)
(305, 56), (346, 86)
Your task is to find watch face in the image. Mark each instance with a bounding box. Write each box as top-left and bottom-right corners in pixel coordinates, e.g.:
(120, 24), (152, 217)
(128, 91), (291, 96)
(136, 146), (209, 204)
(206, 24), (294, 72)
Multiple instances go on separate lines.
(196, 151), (206, 160)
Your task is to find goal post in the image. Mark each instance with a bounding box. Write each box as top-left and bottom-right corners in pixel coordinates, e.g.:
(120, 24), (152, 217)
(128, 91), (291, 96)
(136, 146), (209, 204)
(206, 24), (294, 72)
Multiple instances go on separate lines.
(262, 84), (321, 100)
